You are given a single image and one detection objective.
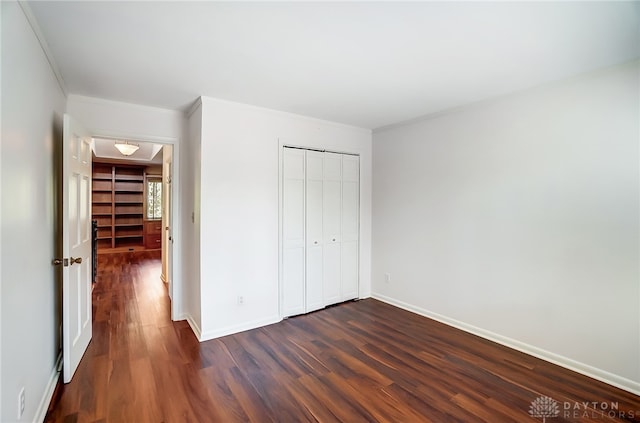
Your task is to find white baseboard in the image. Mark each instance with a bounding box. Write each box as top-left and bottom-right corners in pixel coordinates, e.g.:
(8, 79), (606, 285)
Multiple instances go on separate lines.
(199, 315), (282, 342)
(372, 293), (640, 397)
(180, 313), (202, 341)
(35, 353), (61, 423)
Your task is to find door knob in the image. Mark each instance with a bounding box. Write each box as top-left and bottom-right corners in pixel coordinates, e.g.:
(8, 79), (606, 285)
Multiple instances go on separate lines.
(70, 257), (82, 265)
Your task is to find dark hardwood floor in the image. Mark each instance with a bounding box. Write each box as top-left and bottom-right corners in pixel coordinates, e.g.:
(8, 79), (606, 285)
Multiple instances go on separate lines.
(46, 253), (640, 422)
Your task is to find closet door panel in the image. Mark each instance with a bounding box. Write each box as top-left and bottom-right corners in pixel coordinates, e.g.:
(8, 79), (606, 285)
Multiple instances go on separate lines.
(282, 149), (305, 317)
(283, 248), (305, 316)
(305, 151), (324, 312)
(342, 180), (359, 242)
(341, 241), (358, 300)
(323, 152), (342, 306)
(306, 244), (324, 312)
(341, 154), (359, 300)
(323, 242), (341, 305)
(323, 152), (342, 243)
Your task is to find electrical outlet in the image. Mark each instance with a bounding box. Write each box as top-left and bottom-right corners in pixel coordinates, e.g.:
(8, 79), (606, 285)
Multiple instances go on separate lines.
(384, 273), (391, 283)
(18, 387), (25, 420)
(237, 295), (244, 305)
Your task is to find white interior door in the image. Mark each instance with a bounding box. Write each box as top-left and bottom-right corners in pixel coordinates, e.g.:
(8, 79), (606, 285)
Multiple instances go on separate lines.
(341, 155), (359, 300)
(62, 114), (93, 383)
(323, 153), (342, 306)
(305, 151), (324, 312)
(162, 147), (173, 296)
(282, 148), (306, 317)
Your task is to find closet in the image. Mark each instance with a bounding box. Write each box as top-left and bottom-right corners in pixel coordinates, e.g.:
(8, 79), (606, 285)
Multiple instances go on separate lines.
(282, 147), (359, 318)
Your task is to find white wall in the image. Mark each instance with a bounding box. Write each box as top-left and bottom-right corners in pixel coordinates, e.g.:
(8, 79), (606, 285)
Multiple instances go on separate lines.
(1, 2), (67, 421)
(66, 95), (187, 320)
(183, 102), (203, 336)
(66, 95), (184, 143)
(198, 97), (372, 340)
(372, 61), (640, 394)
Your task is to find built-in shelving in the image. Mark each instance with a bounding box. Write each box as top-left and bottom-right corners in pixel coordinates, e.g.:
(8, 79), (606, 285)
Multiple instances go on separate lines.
(92, 163), (145, 252)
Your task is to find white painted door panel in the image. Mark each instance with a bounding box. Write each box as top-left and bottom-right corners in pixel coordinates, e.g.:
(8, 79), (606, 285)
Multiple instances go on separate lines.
(323, 243), (341, 305)
(282, 149), (305, 317)
(62, 114), (93, 383)
(341, 155), (359, 300)
(323, 153), (342, 306)
(305, 151), (324, 312)
(282, 148), (359, 315)
(341, 241), (359, 300)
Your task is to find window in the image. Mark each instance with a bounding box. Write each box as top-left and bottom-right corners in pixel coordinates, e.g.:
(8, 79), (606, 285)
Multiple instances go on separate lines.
(146, 179), (162, 220)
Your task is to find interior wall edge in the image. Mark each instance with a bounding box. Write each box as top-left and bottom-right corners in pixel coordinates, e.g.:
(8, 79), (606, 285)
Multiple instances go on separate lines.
(34, 353), (61, 423)
(372, 292), (640, 397)
(17, 0), (67, 96)
(373, 58), (640, 135)
(181, 313), (202, 342)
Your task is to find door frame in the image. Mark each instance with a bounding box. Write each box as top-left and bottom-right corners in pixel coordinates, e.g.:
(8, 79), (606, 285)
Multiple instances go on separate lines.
(91, 131), (182, 321)
(278, 140), (361, 319)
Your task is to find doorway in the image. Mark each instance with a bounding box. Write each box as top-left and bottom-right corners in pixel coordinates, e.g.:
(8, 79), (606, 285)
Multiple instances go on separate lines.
(90, 137), (176, 310)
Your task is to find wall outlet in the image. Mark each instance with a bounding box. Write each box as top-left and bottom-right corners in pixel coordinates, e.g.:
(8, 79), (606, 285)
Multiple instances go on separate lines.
(237, 295), (244, 305)
(18, 387), (25, 420)
(384, 273), (391, 283)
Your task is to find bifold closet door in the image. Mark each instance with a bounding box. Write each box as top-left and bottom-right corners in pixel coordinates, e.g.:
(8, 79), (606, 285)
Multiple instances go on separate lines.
(305, 151), (324, 312)
(282, 149), (305, 317)
(323, 152), (342, 306)
(341, 155), (359, 301)
(282, 147), (359, 317)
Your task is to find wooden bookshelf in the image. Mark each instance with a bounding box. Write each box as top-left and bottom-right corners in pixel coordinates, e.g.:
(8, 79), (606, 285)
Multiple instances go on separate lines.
(92, 163), (145, 252)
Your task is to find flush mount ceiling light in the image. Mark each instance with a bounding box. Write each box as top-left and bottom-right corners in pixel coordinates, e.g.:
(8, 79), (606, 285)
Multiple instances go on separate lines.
(114, 140), (139, 156)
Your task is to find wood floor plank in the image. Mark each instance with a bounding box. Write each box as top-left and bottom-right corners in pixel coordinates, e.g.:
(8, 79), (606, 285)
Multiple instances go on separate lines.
(45, 252), (640, 422)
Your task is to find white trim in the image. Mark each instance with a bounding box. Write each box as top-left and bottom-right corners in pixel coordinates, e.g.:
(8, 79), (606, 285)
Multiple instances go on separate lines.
(374, 58), (640, 134)
(186, 97), (203, 119)
(17, 1), (67, 96)
(278, 142), (365, 319)
(68, 94), (183, 116)
(89, 131), (183, 321)
(203, 96), (371, 134)
(372, 293), (640, 397)
(199, 315), (282, 342)
(181, 313), (202, 341)
(34, 354), (61, 423)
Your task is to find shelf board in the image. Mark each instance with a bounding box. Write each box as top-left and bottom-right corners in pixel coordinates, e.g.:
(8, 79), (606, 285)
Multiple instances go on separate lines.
(115, 201), (143, 205)
(115, 178), (144, 182)
(115, 235), (144, 239)
(96, 236), (112, 240)
(92, 213), (113, 216)
(115, 223), (143, 227)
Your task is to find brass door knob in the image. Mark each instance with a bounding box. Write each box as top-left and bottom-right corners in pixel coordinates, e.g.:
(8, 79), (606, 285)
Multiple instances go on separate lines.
(70, 257), (82, 265)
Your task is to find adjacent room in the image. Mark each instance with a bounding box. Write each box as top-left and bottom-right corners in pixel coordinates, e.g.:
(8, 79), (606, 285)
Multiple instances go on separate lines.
(1, 1), (639, 422)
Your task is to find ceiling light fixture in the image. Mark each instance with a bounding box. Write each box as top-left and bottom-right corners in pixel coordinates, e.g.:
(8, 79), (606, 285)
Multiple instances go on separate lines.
(114, 140), (139, 156)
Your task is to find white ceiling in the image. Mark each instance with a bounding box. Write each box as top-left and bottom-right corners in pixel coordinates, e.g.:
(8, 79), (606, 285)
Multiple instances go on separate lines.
(92, 137), (163, 164)
(28, 1), (639, 129)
